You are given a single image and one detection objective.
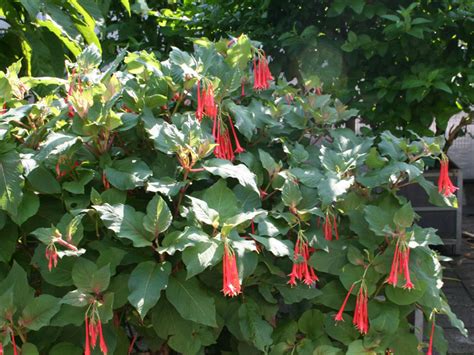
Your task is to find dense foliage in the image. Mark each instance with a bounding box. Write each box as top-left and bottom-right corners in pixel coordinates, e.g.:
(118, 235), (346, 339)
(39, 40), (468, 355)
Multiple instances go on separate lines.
(0, 36), (467, 354)
(1, 0), (473, 138)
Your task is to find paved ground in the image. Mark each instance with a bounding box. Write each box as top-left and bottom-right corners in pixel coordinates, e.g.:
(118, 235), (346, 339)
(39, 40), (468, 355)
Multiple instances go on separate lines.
(440, 213), (474, 354)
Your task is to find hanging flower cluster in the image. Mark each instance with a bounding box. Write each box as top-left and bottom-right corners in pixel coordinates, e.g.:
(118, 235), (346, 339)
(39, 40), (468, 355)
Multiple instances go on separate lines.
(335, 282), (369, 334)
(253, 51), (273, 90)
(438, 156), (457, 197)
(386, 238), (414, 290)
(212, 116), (244, 161)
(3, 326), (18, 355)
(55, 156), (81, 180)
(85, 306), (108, 355)
(196, 81), (217, 121)
(318, 211), (339, 241)
(427, 314), (436, 355)
(222, 243), (241, 297)
(288, 232), (318, 286)
(45, 229), (79, 271)
(65, 69), (82, 118)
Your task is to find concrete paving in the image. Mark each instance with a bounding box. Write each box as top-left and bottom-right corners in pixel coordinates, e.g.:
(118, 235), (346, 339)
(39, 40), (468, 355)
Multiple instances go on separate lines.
(441, 214), (474, 354)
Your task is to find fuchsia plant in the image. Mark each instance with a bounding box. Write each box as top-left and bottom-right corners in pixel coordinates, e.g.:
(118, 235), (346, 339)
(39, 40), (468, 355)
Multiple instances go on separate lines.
(0, 35), (465, 354)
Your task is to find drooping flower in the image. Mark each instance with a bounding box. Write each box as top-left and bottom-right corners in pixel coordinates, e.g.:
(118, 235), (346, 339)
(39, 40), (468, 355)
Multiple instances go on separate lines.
(334, 283), (355, 321)
(0, 341), (3, 355)
(228, 116), (245, 154)
(253, 51), (273, 91)
(0, 103), (6, 115)
(353, 283), (369, 334)
(386, 240), (414, 290)
(322, 212), (339, 241)
(288, 234), (318, 287)
(438, 157), (457, 197)
(222, 243), (241, 297)
(212, 116), (245, 161)
(9, 328), (18, 355)
(196, 80), (217, 121)
(45, 245), (58, 271)
(427, 315), (435, 355)
(85, 311), (108, 355)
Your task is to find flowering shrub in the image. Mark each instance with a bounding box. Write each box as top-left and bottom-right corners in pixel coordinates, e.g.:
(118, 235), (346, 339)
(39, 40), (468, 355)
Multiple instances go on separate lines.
(0, 36), (467, 354)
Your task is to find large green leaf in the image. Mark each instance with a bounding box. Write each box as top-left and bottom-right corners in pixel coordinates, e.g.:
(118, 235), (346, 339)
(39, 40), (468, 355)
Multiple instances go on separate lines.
(0, 149), (24, 216)
(204, 159), (259, 194)
(105, 158), (152, 190)
(94, 203), (152, 247)
(20, 295), (61, 331)
(238, 300), (273, 351)
(143, 194), (173, 237)
(128, 261), (171, 318)
(166, 272), (217, 327)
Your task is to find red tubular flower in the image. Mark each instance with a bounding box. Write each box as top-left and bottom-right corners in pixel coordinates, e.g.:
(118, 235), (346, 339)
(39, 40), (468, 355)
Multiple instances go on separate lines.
(45, 246), (58, 271)
(84, 315), (91, 355)
(102, 172), (110, 190)
(427, 316), (435, 355)
(0, 102), (7, 115)
(253, 52), (273, 91)
(196, 81), (203, 121)
(10, 329), (18, 355)
(386, 241), (414, 290)
(0, 342), (3, 355)
(323, 212), (339, 241)
(288, 236), (318, 287)
(353, 284), (369, 334)
(438, 158), (457, 197)
(228, 116), (245, 154)
(334, 283), (355, 321)
(86, 313), (108, 355)
(222, 244), (241, 297)
(98, 320), (108, 355)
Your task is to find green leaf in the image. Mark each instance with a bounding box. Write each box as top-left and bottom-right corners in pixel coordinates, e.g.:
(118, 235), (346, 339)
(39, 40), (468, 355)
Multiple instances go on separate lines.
(67, 2), (101, 51)
(385, 278), (427, 305)
(238, 300), (273, 352)
(94, 203), (152, 247)
(128, 261), (171, 318)
(26, 165), (61, 194)
(20, 295), (61, 331)
(143, 194), (172, 237)
(61, 290), (92, 307)
(72, 258), (111, 293)
(0, 262), (35, 310)
(226, 101), (256, 140)
(0, 149), (24, 216)
(166, 272), (217, 327)
(120, 0), (131, 16)
(37, 16), (82, 57)
(346, 340), (377, 355)
(393, 202), (415, 228)
(259, 149), (280, 175)
(202, 179), (240, 221)
(10, 190), (39, 225)
(252, 235), (292, 257)
(187, 196), (220, 227)
(182, 239), (222, 278)
(222, 210), (266, 236)
(105, 158), (152, 190)
(298, 309), (325, 340)
(313, 345), (343, 355)
(158, 227), (211, 255)
(281, 178), (302, 207)
(204, 159), (259, 194)
(21, 343), (39, 355)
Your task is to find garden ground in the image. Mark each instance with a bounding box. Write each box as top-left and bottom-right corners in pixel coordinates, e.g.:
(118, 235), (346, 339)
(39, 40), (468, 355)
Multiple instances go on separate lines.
(442, 205), (474, 354)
